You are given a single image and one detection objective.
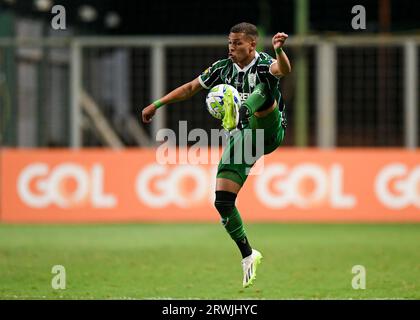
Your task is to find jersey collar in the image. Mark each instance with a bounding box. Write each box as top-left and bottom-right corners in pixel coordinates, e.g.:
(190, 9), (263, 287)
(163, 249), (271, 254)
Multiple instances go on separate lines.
(233, 51), (260, 73)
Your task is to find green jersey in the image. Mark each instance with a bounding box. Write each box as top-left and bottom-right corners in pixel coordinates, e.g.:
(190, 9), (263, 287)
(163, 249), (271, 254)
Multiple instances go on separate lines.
(198, 51), (285, 111)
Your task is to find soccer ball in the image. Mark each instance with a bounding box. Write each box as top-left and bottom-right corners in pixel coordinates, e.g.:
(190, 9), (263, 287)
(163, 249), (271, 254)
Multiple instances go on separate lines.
(205, 84), (241, 120)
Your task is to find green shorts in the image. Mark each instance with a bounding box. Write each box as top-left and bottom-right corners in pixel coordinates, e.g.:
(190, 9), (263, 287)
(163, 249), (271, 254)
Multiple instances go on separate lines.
(217, 106), (285, 186)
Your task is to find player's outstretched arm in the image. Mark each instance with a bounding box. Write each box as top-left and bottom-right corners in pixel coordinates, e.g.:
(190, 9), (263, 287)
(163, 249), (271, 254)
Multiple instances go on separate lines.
(141, 78), (203, 123)
(270, 32), (292, 77)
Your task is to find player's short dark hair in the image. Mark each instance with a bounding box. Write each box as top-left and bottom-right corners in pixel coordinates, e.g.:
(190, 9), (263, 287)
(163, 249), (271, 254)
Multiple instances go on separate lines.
(230, 22), (259, 41)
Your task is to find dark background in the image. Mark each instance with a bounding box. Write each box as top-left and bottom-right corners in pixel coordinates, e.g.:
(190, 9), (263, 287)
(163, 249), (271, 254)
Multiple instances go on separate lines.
(1, 0), (419, 35)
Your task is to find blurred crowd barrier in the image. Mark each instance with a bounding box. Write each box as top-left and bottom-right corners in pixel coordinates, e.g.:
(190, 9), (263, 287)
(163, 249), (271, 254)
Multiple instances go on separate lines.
(1, 148), (419, 223)
(1, 34), (419, 149)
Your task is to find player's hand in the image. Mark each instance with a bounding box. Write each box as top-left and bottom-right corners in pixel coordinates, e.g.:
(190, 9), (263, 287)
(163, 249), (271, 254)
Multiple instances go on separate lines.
(272, 32), (288, 50)
(141, 104), (157, 123)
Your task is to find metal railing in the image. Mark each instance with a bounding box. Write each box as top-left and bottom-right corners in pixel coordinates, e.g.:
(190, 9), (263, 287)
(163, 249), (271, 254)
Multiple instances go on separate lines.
(0, 35), (418, 148)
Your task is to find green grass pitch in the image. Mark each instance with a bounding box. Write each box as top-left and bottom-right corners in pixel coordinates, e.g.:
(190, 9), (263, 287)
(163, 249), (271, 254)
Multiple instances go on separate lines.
(0, 223), (419, 299)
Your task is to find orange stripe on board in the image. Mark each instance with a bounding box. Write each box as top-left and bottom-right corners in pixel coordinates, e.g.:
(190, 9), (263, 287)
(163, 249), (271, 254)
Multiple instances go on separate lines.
(1, 148), (419, 223)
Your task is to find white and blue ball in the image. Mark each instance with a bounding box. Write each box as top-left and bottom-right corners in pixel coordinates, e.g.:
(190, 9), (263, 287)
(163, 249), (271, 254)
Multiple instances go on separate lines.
(205, 84), (241, 120)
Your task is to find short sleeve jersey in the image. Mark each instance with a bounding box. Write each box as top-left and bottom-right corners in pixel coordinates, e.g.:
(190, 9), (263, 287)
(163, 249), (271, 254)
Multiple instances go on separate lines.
(198, 51), (285, 111)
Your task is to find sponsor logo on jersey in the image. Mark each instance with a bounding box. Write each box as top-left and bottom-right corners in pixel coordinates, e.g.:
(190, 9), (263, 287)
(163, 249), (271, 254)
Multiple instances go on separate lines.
(239, 92), (250, 102)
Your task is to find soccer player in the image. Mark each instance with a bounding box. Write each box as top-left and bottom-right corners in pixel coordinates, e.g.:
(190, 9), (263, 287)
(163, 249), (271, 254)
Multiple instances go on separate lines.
(142, 22), (291, 288)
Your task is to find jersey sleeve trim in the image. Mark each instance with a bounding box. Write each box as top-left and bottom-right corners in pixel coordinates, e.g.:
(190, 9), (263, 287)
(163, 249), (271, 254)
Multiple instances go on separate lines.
(269, 61), (282, 79)
(198, 75), (210, 89)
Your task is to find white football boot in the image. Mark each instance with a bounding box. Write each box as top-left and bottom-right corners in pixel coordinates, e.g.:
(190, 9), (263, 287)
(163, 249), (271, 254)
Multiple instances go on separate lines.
(241, 249), (263, 288)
